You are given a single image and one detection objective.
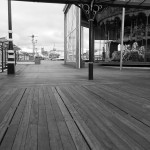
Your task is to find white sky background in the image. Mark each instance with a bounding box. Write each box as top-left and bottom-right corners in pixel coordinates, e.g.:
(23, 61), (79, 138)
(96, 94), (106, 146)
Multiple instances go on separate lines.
(0, 0), (65, 52)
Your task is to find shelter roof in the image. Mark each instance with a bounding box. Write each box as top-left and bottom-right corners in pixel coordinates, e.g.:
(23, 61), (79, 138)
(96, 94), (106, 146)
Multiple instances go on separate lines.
(12, 0), (150, 8)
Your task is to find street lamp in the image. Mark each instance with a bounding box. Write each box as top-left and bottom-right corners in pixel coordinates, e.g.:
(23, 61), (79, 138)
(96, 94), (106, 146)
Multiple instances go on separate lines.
(7, 0), (15, 74)
(80, 2), (102, 80)
(29, 35), (38, 57)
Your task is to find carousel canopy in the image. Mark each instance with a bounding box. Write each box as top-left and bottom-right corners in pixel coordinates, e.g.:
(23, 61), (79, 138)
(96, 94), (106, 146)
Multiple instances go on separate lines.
(12, 0), (150, 8)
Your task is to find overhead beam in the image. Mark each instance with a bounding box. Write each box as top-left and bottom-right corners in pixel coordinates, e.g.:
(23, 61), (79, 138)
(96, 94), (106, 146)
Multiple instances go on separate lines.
(12, 0), (90, 4)
(12, 0), (150, 8)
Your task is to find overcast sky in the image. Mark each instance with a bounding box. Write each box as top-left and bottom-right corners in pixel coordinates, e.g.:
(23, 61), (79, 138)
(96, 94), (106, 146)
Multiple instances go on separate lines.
(0, 0), (65, 52)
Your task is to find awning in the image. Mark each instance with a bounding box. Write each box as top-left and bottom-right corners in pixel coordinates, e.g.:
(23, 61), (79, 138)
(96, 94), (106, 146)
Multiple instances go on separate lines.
(12, 0), (150, 8)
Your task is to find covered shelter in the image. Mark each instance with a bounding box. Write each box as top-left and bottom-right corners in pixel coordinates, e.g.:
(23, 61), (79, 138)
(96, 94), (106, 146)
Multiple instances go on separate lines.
(8, 0), (150, 79)
(0, 37), (8, 72)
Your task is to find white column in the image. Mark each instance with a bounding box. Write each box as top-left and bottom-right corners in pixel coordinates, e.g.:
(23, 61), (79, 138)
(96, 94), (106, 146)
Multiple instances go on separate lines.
(120, 8), (125, 71)
(64, 13), (67, 64)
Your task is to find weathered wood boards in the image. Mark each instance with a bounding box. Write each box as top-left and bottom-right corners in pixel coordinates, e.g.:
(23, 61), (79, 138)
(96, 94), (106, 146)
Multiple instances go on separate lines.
(0, 86), (90, 150)
(57, 85), (150, 150)
(0, 83), (150, 150)
(0, 88), (26, 146)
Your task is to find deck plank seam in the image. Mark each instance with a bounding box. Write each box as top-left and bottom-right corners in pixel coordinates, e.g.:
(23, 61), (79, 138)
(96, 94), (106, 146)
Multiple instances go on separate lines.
(40, 86), (51, 150)
(55, 87), (104, 150)
(11, 88), (34, 150)
(81, 85), (150, 147)
(46, 86), (65, 150)
(82, 85), (150, 128)
(0, 88), (27, 146)
(52, 87), (90, 150)
(55, 87), (92, 150)
(72, 86), (150, 149)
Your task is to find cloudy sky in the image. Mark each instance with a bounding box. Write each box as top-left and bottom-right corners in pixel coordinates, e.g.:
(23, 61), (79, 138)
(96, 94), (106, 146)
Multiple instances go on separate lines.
(0, 0), (65, 52)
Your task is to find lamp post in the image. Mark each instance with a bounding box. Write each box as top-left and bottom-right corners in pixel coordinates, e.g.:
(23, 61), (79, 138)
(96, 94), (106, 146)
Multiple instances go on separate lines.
(29, 35), (38, 57)
(81, 1), (102, 80)
(7, 0), (15, 74)
(2, 43), (4, 72)
(0, 42), (3, 72)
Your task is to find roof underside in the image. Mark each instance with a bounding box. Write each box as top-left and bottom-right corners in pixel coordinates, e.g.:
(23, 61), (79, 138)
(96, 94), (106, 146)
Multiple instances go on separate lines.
(12, 0), (150, 8)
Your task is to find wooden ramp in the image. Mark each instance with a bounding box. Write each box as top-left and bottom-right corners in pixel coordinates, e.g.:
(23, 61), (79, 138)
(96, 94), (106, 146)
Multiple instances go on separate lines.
(0, 84), (150, 150)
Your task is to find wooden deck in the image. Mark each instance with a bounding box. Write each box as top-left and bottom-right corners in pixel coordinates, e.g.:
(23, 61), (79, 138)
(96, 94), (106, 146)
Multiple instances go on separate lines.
(0, 61), (150, 150)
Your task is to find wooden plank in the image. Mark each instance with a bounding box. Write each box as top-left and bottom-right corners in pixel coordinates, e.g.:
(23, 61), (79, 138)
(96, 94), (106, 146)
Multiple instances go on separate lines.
(83, 84), (150, 133)
(108, 83), (150, 99)
(24, 88), (38, 150)
(94, 84), (150, 110)
(38, 86), (50, 150)
(65, 86), (136, 150)
(0, 88), (16, 103)
(64, 86), (121, 149)
(56, 86), (105, 150)
(73, 86), (150, 150)
(0, 88), (26, 145)
(0, 88), (30, 150)
(12, 88), (34, 150)
(47, 87), (77, 150)
(96, 84), (150, 124)
(52, 87), (90, 150)
(98, 84), (150, 105)
(84, 85), (150, 126)
(0, 88), (17, 114)
(100, 100), (150, 149)
(43, 86), (63, 150)
(97, 84), (150, 117)
(0, 88), (18, 123)
(15, 64), (27, 75)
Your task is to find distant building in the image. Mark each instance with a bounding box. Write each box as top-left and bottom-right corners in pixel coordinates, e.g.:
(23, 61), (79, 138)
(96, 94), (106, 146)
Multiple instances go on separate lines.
(49, 49), (64, 60)
(41, 47), (48, 57)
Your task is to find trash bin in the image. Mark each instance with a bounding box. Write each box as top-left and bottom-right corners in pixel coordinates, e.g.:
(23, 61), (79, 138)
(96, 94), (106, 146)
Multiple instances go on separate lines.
(35, 57), (41, 64)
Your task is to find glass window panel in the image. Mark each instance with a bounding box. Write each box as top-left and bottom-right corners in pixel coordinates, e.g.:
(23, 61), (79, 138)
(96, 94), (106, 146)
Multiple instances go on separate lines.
(66, 5), (77, 62)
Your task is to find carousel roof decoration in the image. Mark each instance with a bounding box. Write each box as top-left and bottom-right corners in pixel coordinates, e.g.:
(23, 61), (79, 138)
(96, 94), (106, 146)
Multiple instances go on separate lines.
(12, 0), (150, 8)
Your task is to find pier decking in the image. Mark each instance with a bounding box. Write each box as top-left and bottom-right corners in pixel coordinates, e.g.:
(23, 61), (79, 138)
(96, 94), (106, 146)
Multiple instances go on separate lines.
(0, 61), (150, 150)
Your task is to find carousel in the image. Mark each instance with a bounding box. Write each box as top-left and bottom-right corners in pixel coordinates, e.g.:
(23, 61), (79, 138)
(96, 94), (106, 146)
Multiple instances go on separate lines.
(96, 7), (150, 63)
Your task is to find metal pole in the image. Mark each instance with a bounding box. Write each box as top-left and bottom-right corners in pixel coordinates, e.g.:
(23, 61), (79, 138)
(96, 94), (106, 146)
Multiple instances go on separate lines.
(145, 13), (149, 62)
(5, 44), (7, 69)
(88, 12), (94, 80)
(7, 0), (15, 74)
(2, 43), (4, 72)
(5, 46), (7, 68)
(120, 7), (125, 71)
(15, 50), (16, 65)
